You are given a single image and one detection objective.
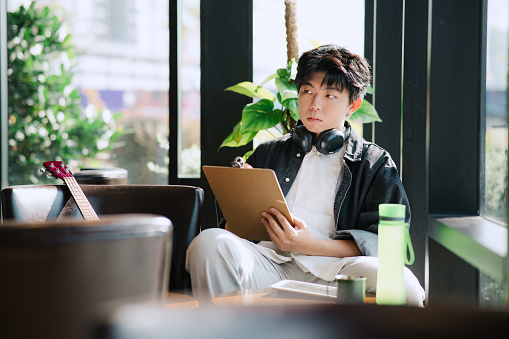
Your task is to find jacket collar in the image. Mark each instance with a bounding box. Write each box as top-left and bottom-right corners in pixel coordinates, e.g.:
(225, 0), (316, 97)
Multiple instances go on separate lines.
(344, 124), (364, 162)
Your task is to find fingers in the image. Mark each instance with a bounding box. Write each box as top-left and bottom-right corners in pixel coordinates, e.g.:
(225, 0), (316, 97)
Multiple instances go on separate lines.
(261, 211), (282, 236)
(270, 208), (295, 231)
(263, 218), (278, 240)
(261, 213), (279, 245)
(292, 215), (307, 229)
(262, 208), (296, 236)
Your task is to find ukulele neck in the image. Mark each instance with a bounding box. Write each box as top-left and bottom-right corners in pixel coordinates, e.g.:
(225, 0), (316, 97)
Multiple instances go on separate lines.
(63, 176), (100, 221)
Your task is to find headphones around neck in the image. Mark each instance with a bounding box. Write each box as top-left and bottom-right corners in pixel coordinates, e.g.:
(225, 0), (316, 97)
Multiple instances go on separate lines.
(291, 120), (351, 155)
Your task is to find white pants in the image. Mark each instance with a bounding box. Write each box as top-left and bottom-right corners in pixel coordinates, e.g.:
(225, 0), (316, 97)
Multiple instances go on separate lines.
(185, 228), (425, 307)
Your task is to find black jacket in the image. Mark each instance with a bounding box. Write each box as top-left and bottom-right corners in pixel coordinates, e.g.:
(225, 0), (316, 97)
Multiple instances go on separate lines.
(245, 126), (410, 257)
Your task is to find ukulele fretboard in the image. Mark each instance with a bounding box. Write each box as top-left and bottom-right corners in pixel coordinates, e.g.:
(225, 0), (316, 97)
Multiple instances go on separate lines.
(63, 177), (100, 221)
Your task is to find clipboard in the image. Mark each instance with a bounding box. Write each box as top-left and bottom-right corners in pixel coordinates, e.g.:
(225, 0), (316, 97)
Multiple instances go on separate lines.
(202, 165), (293, 241)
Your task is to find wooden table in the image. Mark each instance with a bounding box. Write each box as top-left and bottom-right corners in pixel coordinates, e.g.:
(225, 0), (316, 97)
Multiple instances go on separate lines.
(164, 289), (376, 310)
(165, 292), (199, 310)
(212, 288), (376, 306)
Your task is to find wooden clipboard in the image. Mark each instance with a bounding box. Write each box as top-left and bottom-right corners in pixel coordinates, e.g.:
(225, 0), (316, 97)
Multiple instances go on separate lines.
(202, 165), (293, 241)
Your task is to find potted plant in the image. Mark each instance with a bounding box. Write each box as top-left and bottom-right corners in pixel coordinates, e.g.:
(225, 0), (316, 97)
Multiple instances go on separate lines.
(219, 57), (381, 159)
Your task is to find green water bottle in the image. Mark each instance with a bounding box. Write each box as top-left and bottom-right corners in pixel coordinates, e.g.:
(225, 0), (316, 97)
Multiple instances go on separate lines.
(376, 203), (415, 305)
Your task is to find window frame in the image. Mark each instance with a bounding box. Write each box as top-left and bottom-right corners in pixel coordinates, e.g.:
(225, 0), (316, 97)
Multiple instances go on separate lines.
(169, 0), (253, 227)
(367, 0), (508, 307)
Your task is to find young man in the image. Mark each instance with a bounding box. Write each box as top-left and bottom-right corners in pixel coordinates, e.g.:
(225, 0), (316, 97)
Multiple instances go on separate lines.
(186, 45), (425, 306)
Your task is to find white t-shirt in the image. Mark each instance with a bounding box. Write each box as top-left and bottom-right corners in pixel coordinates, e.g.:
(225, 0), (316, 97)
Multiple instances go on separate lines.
(250, 144), (349, 281)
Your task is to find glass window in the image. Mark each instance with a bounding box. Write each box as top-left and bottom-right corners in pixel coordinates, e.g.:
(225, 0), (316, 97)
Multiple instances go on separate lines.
(479, 0), (509, 310)
(178, 0), (200, 178)
(252, 0), (365, 144)
(7, 0), (169, 185)
(253, 0), (365, 86)
(485, 0), (508, 225)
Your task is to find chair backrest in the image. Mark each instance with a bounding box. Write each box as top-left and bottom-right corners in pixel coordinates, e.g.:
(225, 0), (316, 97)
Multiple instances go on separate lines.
(0, 214), (172, 339)
(0, 184), (204, 292)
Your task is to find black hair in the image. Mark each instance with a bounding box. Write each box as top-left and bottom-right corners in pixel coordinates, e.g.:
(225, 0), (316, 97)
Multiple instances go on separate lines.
(294, 44), (371, 104)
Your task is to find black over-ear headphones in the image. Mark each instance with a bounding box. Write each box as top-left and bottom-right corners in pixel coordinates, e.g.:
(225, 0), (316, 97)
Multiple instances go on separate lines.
(291, 121), (351, 155)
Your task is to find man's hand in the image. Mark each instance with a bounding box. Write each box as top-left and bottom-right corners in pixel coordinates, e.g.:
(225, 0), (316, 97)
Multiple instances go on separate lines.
(261, 208), (363, 258)
(261, 208), (317, 254)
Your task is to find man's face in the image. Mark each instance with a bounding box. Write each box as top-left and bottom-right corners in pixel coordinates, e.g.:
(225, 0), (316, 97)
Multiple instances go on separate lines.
(298, 71), (360, 137)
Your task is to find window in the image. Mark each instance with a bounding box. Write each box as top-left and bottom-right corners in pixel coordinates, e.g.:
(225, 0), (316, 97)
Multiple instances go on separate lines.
(178, 0), (200, 178)
(479, 0), (509, 309)
(484, 0), (508, 225)
(6, 0), (169, 185)
(253, 0), (365, 85)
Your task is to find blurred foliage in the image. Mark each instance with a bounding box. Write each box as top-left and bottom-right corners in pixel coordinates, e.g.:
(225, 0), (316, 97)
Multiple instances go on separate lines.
(147, 133), (200, 178)
(7, 2), (122, 185)
(485, 148), (507, 223)
(479, 270), (507, 309)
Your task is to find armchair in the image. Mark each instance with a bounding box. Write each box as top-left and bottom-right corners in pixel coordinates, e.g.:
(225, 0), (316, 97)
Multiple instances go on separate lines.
(0, 214), (172, 339)
(1, 184), (204, 292)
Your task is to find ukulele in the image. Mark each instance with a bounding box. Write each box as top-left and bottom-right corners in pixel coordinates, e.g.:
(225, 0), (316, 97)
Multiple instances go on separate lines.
(41, 161), (100, 221)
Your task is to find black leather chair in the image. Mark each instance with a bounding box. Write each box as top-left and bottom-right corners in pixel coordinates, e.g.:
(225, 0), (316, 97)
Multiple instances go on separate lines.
(0, 184), (204, 292)
(0, 214), (172, 339)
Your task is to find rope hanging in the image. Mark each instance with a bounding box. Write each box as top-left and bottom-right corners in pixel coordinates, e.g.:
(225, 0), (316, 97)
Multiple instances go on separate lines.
(284, 0), (299, 63)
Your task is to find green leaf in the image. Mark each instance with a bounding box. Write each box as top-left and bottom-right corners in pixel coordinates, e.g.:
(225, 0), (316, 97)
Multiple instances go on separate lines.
(112, 112), (123, 121)
(69, 89), (80, 100)
(366, 86), (374, 94)
(243, 149), (255, 161)
(276, 67), (288, 79)
(281, 98), (299, 121)
(232, 120), (243, 143)
(275, 78), (298, 102)
(218, 121), (258, 149)
(225, 81), (276, 101)
(63, 34), (72, 46)
(258, 73), (277, 87)
(241, 99), (280, 132)
(308, 38), (321, 48)
(349, 100), (382, 123)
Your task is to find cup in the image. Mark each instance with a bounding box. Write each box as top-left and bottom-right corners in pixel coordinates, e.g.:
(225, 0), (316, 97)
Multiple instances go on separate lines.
(335, 274), (366, 304)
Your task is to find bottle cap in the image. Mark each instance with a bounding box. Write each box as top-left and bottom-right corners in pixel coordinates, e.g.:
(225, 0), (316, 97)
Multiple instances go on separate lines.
(379, 203), (405, 222)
